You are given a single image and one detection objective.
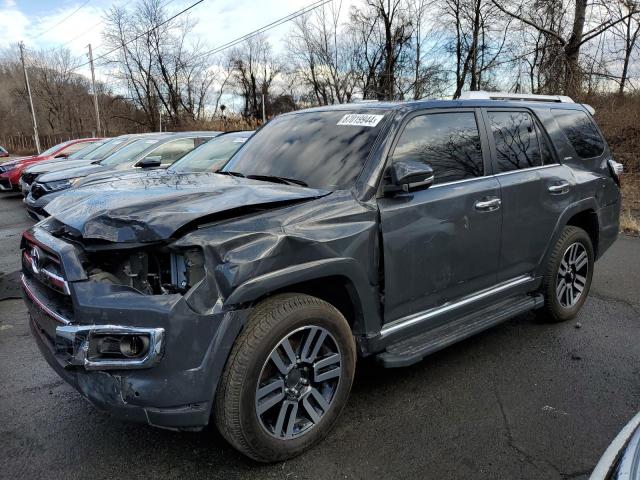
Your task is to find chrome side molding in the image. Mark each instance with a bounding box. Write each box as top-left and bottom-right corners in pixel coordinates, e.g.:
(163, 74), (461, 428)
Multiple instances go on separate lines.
(380, 275), (534, 338)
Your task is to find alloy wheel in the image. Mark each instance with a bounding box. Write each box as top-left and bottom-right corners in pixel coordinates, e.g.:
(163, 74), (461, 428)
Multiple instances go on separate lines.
(255, 325), (342, 440)
(556, 241), (589, 308)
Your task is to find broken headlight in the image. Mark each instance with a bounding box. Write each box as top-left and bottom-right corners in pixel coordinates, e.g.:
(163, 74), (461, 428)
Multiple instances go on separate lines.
(85, 246), (205, 295)
(169, 248), (205, 293)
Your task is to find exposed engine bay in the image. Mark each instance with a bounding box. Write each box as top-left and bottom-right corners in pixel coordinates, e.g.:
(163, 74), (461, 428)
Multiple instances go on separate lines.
(85, 247), (205, 295)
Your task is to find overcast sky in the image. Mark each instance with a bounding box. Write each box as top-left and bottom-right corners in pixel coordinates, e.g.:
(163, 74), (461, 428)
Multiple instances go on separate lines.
(1, 0), (357, 79)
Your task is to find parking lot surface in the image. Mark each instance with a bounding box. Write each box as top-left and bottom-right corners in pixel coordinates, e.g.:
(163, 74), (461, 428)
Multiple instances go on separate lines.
(0, 192), (638, 480)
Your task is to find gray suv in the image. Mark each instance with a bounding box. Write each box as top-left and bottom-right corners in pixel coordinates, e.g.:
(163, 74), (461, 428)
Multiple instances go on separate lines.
(20, 92), (621, 462)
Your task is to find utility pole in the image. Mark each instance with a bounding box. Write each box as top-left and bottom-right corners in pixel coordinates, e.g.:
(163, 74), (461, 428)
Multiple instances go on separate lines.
(87, 43), (101, 136)
(19, 42), (41, 154)
(261, 93), (266, 124)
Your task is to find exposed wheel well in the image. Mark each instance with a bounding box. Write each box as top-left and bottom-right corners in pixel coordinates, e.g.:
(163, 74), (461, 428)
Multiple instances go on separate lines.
(263, 276), (365, 333)
(566, 209), (599, 256)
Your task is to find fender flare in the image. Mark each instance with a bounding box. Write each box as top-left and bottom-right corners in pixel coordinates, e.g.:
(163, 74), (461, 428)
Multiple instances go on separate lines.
(224, 257), (381, 334)
(535, 196), (599, 277)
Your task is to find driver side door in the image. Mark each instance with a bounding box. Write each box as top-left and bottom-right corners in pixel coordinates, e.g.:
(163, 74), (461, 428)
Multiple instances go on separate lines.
(377, 109), (502, 328)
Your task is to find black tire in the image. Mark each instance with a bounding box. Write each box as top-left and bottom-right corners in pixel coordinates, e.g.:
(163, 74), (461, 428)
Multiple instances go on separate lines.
(540, 226), (594, 322)
(214, 293), (356, 462)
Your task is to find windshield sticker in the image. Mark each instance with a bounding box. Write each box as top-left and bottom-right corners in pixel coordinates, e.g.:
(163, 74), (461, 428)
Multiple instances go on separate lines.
(233, 137), (248, 143)
(337, 113), (384, 127)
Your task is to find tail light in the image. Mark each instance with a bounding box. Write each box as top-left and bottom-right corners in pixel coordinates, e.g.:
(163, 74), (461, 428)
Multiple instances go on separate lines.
(608, 159), (623, 186)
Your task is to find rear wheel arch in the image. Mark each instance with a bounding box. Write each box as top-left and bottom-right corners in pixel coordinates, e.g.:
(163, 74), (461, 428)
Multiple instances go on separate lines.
(566, 209), (599, 258)
(537, 199), (600, 276)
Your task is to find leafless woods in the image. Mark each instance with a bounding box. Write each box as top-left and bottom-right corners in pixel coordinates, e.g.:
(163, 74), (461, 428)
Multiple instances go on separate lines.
(1, 0), (639, 139)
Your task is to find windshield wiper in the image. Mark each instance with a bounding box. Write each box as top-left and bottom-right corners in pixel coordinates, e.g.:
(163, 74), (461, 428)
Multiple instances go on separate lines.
(217, 170), (245, 178)
(246, 174), (308, 187)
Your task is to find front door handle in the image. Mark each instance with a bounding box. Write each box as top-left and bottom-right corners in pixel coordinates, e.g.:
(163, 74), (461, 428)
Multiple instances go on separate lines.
(474, 198), (501, 212)
(548, 181), (570, 194)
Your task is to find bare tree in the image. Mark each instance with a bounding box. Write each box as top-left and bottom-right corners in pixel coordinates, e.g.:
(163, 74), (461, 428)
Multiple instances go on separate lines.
(492, 0), (636, 96)
(285, 2), (358, 105)
(609, 0), (640, 95)
(229, 34), (281, 120)
(349, 0), (414, 100)
(102, 0), (215, 129)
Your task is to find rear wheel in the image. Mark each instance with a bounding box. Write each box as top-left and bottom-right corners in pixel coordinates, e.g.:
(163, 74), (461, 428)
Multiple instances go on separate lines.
(541, 226), (594, 322)
(214, 293), (356, 462)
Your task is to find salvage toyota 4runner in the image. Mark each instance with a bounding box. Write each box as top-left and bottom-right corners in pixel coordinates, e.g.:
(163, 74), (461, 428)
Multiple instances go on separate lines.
(21, 92), (622, 462)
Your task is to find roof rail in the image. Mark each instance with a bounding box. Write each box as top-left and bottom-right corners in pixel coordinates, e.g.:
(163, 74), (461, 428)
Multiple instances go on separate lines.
(460, 91), (574, 104)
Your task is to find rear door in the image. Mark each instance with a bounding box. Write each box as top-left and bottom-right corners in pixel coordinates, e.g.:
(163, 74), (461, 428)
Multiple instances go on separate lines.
(378, 109), (502, 324)
(482, 108), (577, 281)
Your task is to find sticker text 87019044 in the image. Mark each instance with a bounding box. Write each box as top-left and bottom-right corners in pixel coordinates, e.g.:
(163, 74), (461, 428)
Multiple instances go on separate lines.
(337, 113), (385, 127)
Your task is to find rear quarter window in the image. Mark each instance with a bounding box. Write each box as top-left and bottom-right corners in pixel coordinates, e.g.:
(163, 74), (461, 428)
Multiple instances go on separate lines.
(551, 109), (604, 159)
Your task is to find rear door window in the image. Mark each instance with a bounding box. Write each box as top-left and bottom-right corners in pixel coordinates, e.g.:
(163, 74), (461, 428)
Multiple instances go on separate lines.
(551, 109), (604, 159)
(391, 112), (484, 185)
(487, 110), (550, 173)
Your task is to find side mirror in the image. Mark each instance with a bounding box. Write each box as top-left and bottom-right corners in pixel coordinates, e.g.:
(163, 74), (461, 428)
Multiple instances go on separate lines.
(137, 156), (162, 168)
(385, 160), (434, 194)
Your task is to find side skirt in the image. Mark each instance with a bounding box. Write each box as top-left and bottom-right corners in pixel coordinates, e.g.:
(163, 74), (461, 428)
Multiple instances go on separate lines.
(376, 293), (544, 368)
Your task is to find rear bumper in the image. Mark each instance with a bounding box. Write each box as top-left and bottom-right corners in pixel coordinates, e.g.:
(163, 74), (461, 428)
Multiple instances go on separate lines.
(597, 198), (621, 259)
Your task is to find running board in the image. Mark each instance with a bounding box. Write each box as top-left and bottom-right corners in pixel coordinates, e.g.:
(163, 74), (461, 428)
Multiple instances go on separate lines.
(377, 294), (544, 368)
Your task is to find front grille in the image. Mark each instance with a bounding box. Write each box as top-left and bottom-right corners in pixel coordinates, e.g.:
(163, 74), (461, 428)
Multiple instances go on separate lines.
(22, 238), (74, 325)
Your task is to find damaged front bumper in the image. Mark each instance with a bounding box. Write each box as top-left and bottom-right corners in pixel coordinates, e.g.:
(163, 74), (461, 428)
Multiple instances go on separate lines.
(22, 228), (249, 431)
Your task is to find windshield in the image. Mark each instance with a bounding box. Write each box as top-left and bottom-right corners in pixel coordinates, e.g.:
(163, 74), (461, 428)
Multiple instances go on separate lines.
(67, 141), (106, 159)
(40, 140), (73, 157)
(100, 138), (161, 166)
(81, 137), (130, 161)
(169, 133), (252, 173)
(222, 110), (387, 190)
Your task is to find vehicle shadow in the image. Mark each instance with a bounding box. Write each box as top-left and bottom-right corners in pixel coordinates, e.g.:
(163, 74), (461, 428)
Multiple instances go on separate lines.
(24, 311), (551, 478)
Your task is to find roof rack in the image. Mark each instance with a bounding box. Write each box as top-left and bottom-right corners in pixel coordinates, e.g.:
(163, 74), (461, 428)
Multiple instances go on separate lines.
(460, 91), (574, 104)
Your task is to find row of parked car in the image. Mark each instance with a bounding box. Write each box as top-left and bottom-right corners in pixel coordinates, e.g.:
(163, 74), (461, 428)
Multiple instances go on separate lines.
(13, 93), (635, 473)
(0, 130), (254, 220)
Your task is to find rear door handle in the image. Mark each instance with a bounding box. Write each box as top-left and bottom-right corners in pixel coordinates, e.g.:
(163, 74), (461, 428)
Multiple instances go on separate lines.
(548, 182), (570, 194)
(474, 198), (501, 212)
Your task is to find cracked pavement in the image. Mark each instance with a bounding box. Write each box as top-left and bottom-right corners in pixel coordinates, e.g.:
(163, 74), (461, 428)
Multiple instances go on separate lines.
(0, 193), (639, 479)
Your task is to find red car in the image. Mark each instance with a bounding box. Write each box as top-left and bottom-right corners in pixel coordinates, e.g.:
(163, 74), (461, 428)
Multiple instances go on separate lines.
(0, 138), (101, 191)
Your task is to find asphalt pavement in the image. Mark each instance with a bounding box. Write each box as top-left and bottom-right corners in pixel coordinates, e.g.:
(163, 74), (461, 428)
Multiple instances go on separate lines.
(0, 192), (638, 480)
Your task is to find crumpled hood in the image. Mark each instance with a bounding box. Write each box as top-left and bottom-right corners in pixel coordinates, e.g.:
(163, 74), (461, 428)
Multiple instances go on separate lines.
(44, 172), (329, 243)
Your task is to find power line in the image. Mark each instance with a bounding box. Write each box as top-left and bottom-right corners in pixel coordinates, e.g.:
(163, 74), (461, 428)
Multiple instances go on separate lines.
(33, 0), (91, 40)
(195, 0), (334, 59)
(70, 0), (205, 72)
(68, 0), (333, 77)
(60, 0), (180, 49)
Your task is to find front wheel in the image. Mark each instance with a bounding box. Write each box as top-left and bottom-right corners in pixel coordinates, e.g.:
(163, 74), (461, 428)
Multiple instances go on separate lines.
(214, 293), (356, 462)
(541, 226), (594, 322)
